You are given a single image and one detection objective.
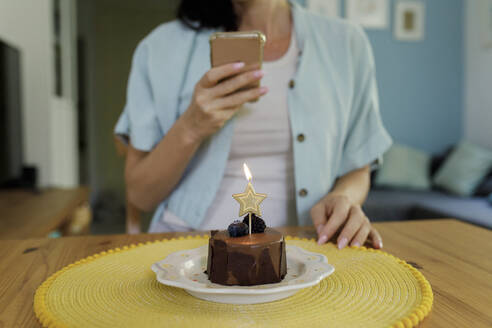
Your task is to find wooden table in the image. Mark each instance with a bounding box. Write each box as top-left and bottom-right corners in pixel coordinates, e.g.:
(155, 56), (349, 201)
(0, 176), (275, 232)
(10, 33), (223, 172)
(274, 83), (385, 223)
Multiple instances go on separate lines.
(0, 187), (91, 239)
(0, 219), (490, 327)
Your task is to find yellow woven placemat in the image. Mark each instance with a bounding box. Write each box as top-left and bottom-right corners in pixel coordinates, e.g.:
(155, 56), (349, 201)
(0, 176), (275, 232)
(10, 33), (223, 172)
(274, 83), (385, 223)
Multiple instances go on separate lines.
(34, 236), (433, 328)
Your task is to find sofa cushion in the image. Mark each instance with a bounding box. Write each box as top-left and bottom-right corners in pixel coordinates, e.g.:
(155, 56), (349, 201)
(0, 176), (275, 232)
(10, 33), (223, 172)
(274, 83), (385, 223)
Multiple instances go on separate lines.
(365, 189), (492, 228)
(433, 141), (492, 196)
(374, 144), (431, 190)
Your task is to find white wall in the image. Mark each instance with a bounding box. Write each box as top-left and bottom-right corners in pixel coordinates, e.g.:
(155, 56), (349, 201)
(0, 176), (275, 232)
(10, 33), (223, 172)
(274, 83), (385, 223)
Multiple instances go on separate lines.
(0, 0), (54, 186)
(0, 0), (78, 187)
(465, 0), (492, 149)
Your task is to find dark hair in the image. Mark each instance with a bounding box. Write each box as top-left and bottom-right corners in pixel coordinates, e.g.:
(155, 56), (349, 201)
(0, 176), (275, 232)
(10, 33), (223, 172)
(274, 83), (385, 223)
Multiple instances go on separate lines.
(177, 0), (238, 31)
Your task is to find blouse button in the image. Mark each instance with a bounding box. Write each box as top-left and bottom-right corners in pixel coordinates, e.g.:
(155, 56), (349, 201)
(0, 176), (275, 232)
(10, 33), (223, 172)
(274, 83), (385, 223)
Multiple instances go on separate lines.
(288, 79), (295, 89)
(297, 133), (305, 142)
(299, 189), (308, 197)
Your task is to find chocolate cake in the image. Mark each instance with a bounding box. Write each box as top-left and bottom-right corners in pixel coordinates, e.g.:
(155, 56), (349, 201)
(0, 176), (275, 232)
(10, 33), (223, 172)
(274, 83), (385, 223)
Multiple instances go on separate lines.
(206, 226), (287, 286)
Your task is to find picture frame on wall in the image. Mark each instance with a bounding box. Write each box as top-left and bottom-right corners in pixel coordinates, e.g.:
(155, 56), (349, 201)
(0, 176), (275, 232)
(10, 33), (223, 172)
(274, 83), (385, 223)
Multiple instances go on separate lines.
(480, 0), (492, 49)
(345, 0), (389, 29)
(394, 1), (425, 42)
(307, 0), (339, 18)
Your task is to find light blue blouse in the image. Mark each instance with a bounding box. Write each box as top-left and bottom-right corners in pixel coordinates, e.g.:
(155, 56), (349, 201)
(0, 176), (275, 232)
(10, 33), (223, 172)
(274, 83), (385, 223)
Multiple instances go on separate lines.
(114, 2), (392, 229)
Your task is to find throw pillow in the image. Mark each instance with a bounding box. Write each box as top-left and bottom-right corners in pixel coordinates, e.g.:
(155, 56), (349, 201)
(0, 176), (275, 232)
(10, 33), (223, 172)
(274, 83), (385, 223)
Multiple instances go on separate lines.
(374, 144), (431, 190)
(433, 141), (492, 196)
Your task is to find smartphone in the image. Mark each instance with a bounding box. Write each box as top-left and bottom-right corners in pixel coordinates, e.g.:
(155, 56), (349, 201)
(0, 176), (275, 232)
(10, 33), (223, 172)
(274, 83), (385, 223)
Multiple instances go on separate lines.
(209, 31), (266, 97)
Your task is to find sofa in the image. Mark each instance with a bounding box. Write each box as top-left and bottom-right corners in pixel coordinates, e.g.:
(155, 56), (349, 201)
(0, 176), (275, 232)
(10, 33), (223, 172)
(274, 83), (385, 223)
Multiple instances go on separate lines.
(364, 188), (492, 228)
(363, 143), (492, 229)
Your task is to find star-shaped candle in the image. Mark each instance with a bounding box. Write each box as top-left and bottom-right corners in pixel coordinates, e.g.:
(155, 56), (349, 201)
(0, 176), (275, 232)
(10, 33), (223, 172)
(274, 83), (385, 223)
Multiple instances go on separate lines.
(232, 163), (267, 235)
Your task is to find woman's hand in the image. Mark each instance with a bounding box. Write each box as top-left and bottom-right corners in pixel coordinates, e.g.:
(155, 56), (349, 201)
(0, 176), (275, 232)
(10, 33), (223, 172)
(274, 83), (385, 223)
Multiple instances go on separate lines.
(125, 62), (266, 212)
(310, 193), (383, 249)
(180, 62), (268, 142)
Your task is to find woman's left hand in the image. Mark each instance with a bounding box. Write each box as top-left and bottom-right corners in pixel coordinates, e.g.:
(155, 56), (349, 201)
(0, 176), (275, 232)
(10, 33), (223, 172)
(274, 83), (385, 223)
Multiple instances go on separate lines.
(310, 193), (383, 249)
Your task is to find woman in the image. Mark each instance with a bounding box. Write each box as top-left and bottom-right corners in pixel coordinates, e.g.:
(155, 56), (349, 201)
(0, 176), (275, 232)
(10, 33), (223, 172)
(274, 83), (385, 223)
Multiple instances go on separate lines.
(115, 0), (392, 249)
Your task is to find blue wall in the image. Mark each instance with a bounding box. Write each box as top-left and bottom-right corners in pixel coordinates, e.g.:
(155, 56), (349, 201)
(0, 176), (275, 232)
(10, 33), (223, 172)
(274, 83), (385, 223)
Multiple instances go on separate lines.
(299, 0), (464, 154)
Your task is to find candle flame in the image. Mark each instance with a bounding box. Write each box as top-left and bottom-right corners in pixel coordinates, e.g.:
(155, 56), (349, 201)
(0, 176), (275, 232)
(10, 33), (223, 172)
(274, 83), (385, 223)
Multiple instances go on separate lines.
(243, 163), (252, 181)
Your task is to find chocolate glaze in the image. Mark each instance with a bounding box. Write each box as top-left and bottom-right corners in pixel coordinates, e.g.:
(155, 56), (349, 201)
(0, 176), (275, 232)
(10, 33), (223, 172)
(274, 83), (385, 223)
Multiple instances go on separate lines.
(206, 228), (287, 286)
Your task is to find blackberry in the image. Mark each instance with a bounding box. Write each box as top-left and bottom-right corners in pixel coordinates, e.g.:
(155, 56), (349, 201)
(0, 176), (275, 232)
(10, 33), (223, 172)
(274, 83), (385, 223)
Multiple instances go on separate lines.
(242, 214), (266, 233)
(227, 220), (248, 237)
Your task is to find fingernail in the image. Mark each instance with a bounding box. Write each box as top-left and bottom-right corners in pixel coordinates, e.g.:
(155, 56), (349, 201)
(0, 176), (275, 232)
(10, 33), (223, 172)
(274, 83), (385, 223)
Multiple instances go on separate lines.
(316, 225), (323, 235)
(317, 235), (328, 245)
(378, 241), (383, 249)
(259, 86), (268, 94)
(352, 241), (361, 247)
(338, 237), (348, 249)
(233, 62), (245, 69)
(253, 70), (264, 78)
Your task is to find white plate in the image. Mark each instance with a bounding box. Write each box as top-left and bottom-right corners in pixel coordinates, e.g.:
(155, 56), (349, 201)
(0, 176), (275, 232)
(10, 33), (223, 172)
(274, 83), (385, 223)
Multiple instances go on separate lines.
(151, 244), (335, 304)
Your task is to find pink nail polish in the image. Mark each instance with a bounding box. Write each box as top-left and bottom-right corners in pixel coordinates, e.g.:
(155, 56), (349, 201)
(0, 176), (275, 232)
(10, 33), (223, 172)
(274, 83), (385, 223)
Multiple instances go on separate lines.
(338, 237), (348, 249)
(253, 70), (264, 78)
(352, 241), (361, 247)
(233, 62), (245, 69)
(317, 235), (328, 245)
(316, 225), (323, 235)
(259, 86), (268, 94)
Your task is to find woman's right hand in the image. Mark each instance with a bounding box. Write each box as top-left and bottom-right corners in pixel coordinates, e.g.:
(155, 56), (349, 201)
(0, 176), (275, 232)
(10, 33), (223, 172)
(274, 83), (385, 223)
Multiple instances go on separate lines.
(180, 62), (268, 142)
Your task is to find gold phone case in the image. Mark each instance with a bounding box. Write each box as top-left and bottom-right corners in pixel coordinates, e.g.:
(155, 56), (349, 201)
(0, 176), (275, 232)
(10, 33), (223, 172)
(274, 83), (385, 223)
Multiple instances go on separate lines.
(209, 31), (266, 68)
(209, 31), (266, 99)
